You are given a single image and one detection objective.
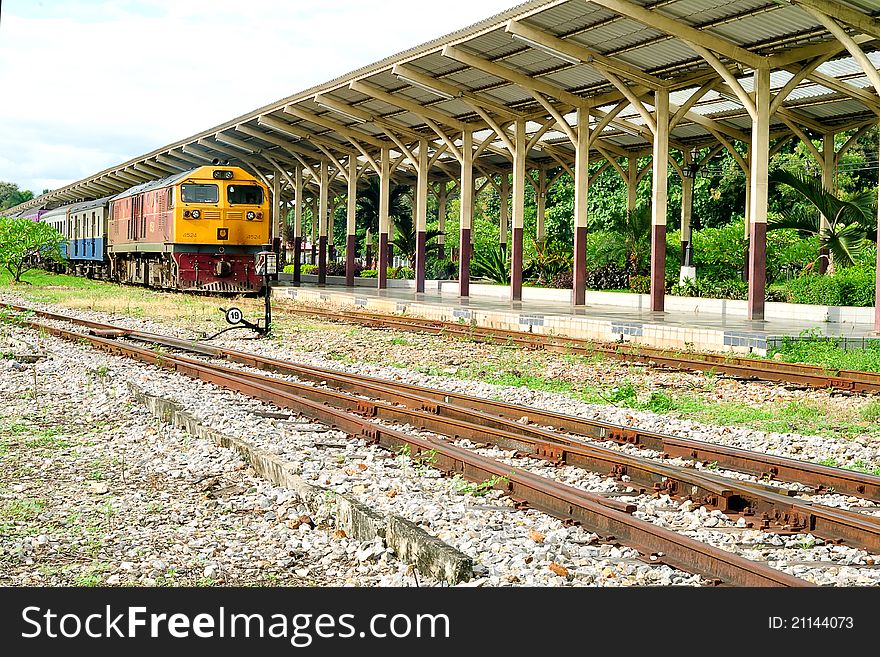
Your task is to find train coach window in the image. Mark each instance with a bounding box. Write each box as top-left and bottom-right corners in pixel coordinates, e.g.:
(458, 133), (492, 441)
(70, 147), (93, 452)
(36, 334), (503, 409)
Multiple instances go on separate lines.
(227, 185), (264, 205)
(181, 184), (218, 203)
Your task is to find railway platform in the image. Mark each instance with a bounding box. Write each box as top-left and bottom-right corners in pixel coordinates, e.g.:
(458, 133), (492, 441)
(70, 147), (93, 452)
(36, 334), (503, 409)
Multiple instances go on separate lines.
(272, 280), (879, 356)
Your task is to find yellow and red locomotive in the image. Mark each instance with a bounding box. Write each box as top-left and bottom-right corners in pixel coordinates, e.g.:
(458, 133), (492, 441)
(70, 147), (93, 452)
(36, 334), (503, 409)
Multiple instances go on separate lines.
(107, 165), (270, 293)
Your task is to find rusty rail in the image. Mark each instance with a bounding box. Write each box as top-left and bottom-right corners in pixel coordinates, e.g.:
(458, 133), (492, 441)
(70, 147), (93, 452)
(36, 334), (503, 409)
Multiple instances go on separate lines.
(6, 303), (878, 499)
(12, 313), (814, 587)
(276, 303), (880, 394)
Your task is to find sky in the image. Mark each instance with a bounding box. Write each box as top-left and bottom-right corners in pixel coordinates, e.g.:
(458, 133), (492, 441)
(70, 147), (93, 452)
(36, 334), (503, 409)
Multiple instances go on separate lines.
(0, 0), (518, 195)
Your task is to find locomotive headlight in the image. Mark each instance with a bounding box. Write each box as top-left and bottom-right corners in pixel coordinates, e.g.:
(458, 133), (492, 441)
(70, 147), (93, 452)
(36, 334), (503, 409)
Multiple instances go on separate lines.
(246, 211), (256, 220)
(184, 210), (191, 217)
(191, 209), (201, 219)
(256, 212), (263, 219)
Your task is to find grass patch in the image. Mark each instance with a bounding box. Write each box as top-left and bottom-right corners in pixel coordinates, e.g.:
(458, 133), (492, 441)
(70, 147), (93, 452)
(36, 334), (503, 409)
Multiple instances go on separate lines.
(1, 498), (47, 521)
(766, 331), (880, 373)
(422, 362), (880, 441)
(0, 270), (249, 327)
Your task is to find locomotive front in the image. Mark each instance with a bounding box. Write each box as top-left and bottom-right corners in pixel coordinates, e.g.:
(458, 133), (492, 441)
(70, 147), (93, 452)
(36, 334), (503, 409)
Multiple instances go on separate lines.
(172, 166), (271, 292)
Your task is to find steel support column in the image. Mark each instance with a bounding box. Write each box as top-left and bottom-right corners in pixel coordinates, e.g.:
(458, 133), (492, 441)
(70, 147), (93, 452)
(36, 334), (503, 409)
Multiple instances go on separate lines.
(820, 132), (835, 274)
(293, 167), (303, 283)
(573, 107), (590, 306)
(536, 169), (546, 243)
(875, 123), (880, 333)
(318, 161), (328, 285)
(627, 156), (637, 214)
(499, 173), (509, 250)
(272, 173), (281, 246)
(510, 119), (526, 302)
(415, 140), (429, 293)
(346, 158), (358, 287)
(743, 171), (751, 282)
(310, 197), (317, 265)
(680, 160), (694, 267)
(650, 88), (670, 312)
(748, 67), (771, 321)
(437, 183), (448, 259)
(459, 131), (473, 298)
(378, 149), (390, 290)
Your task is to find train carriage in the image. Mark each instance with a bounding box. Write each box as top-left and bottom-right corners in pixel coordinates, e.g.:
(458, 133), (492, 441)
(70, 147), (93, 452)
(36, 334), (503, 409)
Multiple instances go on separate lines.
(67, 196), (112, 278)
(40, 206), (69, 261)
(107, 165), (270, 292)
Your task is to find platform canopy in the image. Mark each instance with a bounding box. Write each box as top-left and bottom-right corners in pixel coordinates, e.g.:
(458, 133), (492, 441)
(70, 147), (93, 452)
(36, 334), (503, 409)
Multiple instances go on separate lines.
(9, 0), (880, 321)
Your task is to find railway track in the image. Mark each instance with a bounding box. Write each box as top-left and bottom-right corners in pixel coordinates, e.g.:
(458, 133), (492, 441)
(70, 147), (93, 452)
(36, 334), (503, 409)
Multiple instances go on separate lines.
(5, 302), (880, 586)
(274, 303), (880, 394)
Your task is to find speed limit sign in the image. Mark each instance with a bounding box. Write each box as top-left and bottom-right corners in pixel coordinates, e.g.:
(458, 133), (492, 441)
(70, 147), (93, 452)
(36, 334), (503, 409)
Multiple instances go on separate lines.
(225, 307), (244, 325)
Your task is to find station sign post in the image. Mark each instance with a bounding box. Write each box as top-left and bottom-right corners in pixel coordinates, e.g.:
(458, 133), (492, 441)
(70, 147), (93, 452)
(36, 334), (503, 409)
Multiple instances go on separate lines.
(209, 250), (276, 339)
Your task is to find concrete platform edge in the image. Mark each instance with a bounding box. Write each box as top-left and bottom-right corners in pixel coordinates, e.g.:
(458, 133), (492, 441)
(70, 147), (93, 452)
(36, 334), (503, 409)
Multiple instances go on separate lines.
(126, 382), (473, 585)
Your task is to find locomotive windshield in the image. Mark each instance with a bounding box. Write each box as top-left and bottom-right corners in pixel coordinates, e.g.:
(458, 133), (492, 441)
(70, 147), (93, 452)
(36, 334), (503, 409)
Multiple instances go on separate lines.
(227, 185), (264, 205)
(181, 184), (219, 203)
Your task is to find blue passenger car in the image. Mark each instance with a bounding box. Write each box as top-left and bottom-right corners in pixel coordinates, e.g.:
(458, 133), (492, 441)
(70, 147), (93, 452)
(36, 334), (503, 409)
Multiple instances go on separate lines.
(40, 207), (69, 260)
(66, 197), (112, 277)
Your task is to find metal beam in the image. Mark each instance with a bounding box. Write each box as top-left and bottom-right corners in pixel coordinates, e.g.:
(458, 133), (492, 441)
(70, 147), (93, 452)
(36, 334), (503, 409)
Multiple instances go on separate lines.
(442, 45), (585, 109)
(587, 0), (766, 69)
(505, 19), (663, 88)
(790, 0), (880, 40)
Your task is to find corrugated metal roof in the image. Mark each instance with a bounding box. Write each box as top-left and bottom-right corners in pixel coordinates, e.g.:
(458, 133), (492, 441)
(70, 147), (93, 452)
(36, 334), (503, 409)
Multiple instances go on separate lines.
(11, 0), (880, 214)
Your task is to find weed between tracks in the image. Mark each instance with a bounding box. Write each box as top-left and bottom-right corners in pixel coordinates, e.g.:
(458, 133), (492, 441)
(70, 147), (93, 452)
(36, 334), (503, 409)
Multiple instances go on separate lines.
(763, 330), (880, 374)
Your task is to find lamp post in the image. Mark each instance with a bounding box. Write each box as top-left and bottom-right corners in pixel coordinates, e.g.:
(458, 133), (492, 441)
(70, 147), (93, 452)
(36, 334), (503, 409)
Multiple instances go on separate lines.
(679, 149), (700, 285)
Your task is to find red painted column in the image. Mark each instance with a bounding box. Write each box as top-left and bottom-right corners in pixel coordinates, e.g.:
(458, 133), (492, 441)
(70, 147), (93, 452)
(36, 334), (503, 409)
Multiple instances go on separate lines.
(874, 125), (880, 333)
(459, 228), (470, 297)
(378, 233), (388, 289)
(511, 227), (523, 301)
(649, 88), (669, 312)
(345, 234), (356, 287)
(415, 231), (426, 293)
(378, 148), (390, 291)
(317, 235), (327, 284)
(293, 236), (302, 283)
(747, 67), (770, 321)
(573, 226), (587, 304)
(459, 130), (473, 298)
(415, 140), (428, 294)
(346, 158), (358, 288)
(510, 120), (526, 302)
(748, 222), (766, 320)
(573, 107), (589, 306)
(650, 224), (666, 310)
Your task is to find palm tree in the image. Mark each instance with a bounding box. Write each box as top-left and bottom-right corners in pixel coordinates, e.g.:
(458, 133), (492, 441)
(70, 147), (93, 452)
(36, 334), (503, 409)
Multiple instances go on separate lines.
(768, 169), (876, 272)
(356, 177), (411, 235)
(607, 203), (652, 275)
(389, 209), (443, 266)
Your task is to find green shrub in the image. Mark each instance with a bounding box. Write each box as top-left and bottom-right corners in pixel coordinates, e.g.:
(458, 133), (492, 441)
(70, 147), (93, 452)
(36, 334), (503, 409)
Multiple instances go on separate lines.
(551, 271), (572, 289)
(301, 264), (317, 275)
(671, 278), (748, 300)
(426, 258), (457, 280)
(282, 264), (296, 274)
(767, 230), (820, 282)
(359, 269), (378, 278)
(584, 230), (626, 269)
(391, 266), (414, 280)
(325, 262), (346, 276)
(691, 222), (747, 283)
(629, 274), (650, 294)
(587, 264), (628, 290)
(781, 266), (875, 306)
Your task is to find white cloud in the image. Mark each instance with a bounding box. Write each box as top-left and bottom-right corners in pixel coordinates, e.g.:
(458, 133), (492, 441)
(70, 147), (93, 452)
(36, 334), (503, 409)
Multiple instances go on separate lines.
(0, 0), (517, 194)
